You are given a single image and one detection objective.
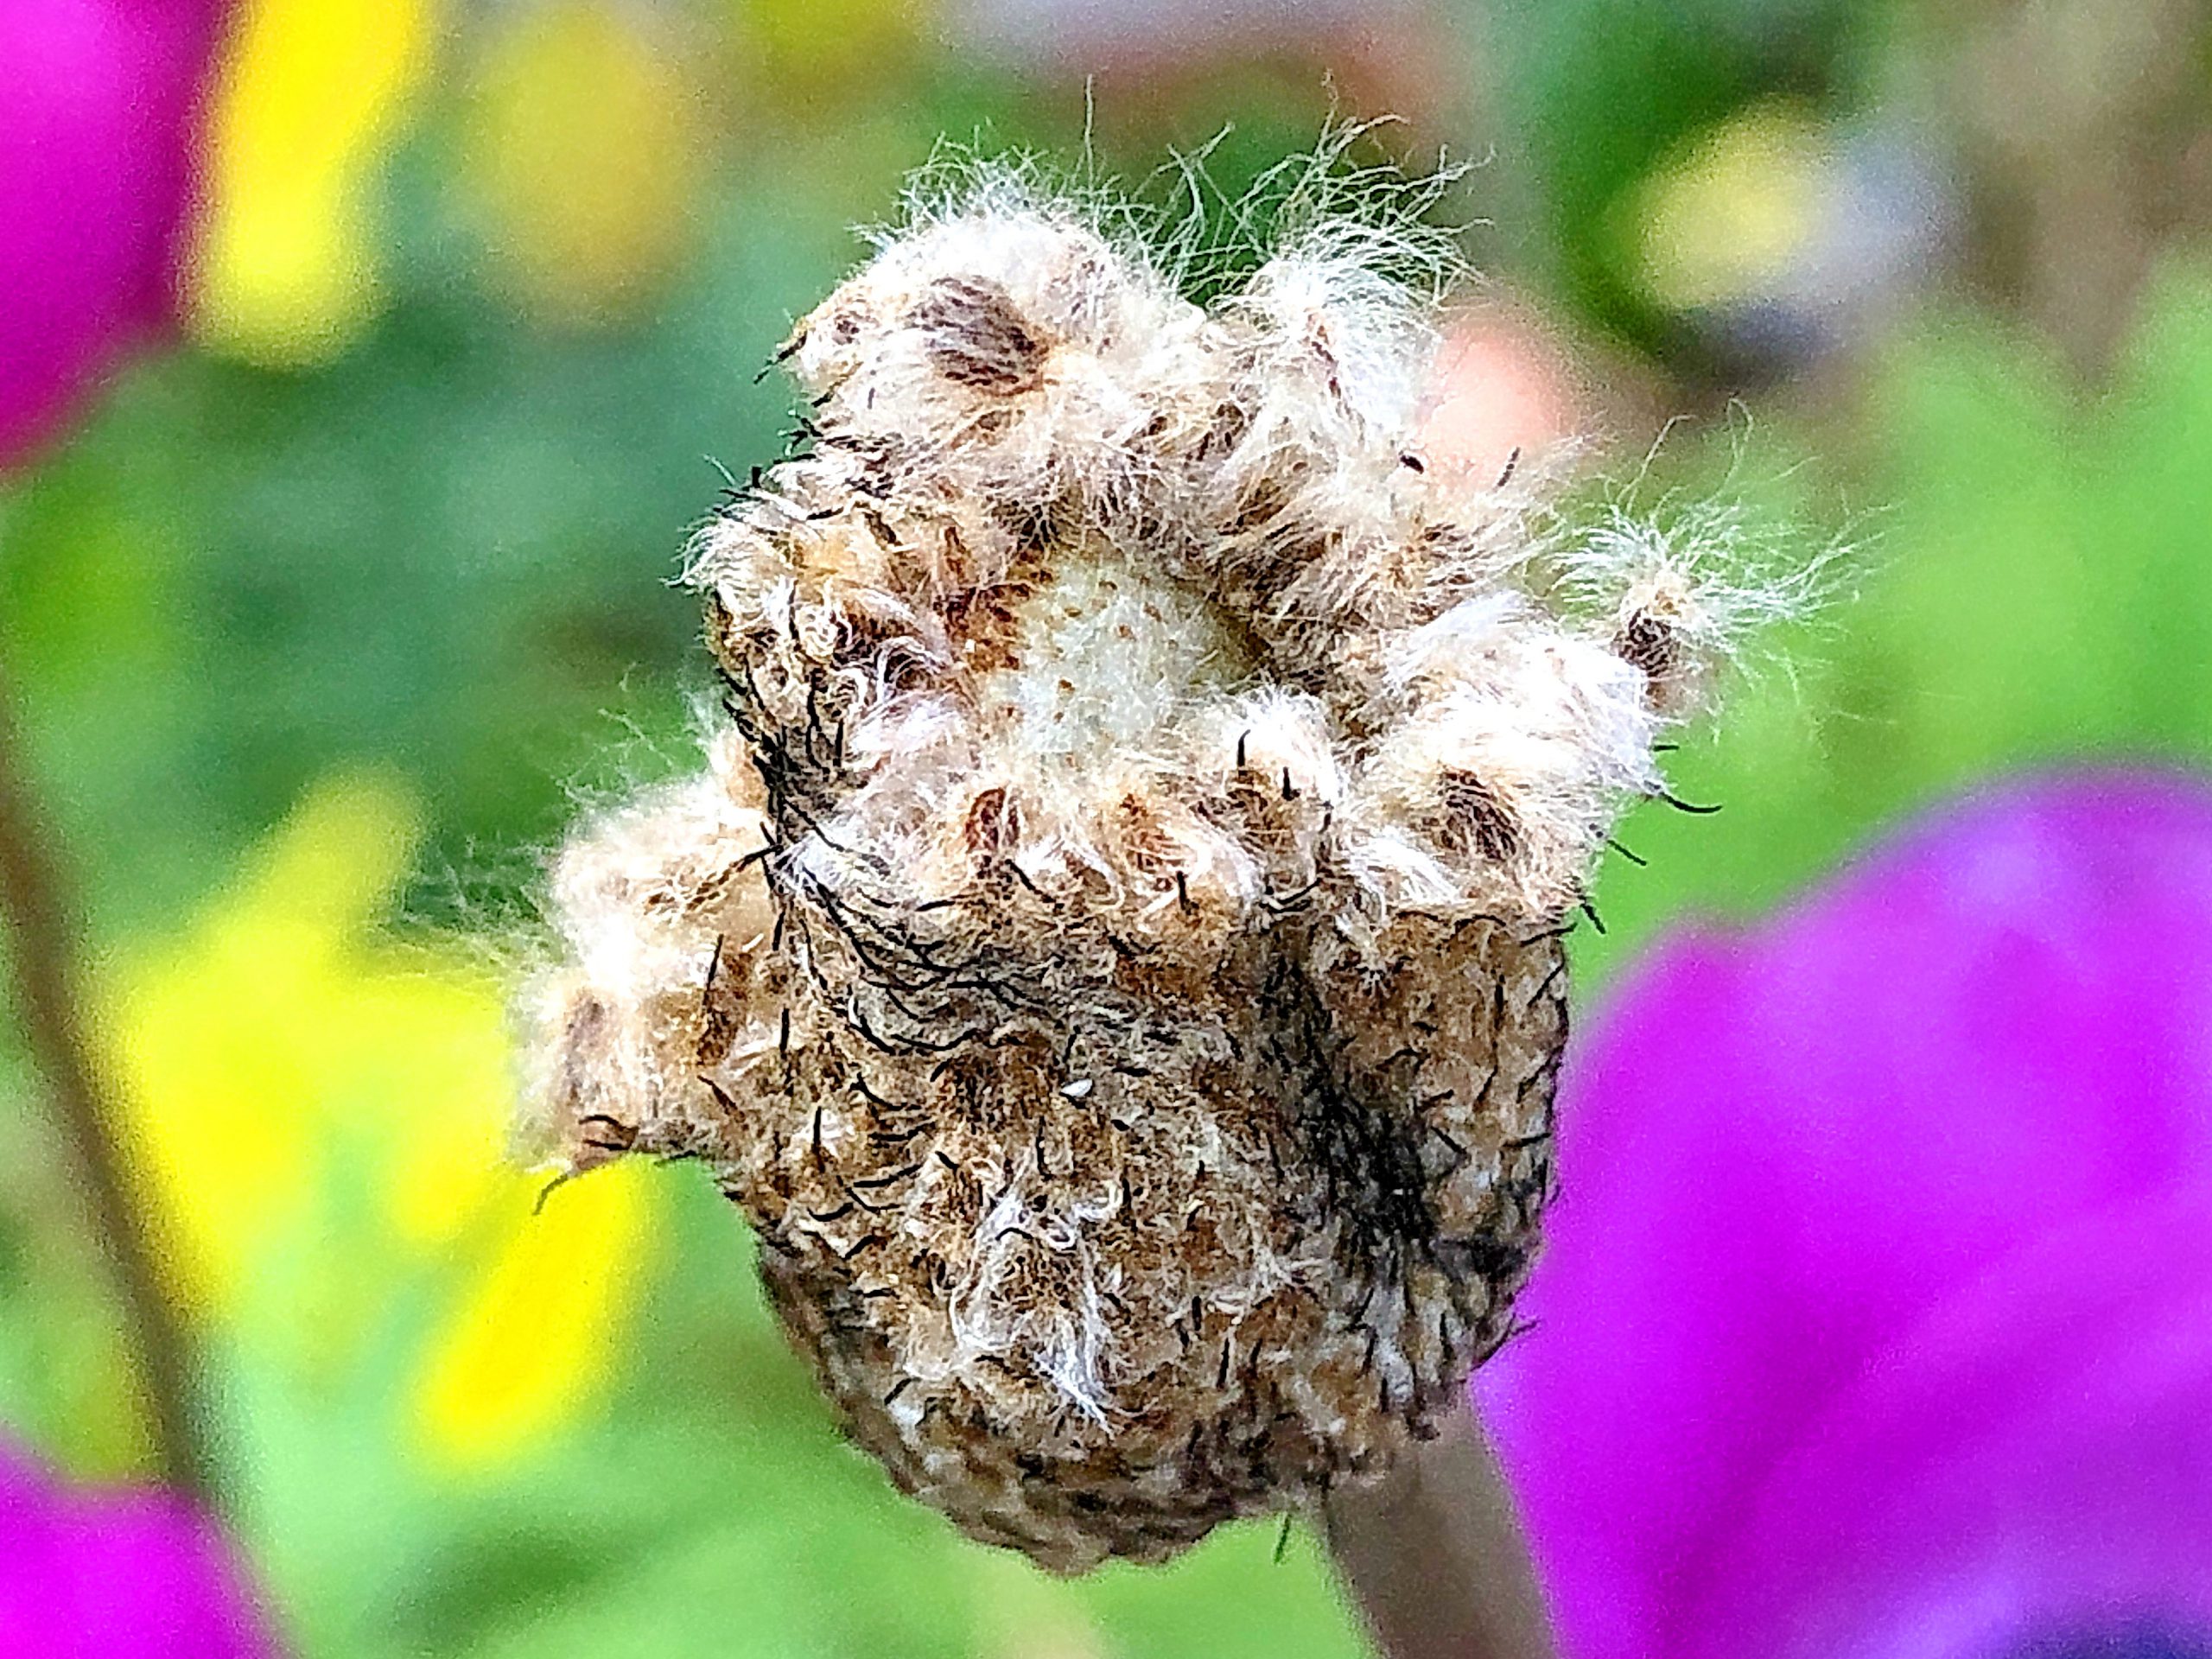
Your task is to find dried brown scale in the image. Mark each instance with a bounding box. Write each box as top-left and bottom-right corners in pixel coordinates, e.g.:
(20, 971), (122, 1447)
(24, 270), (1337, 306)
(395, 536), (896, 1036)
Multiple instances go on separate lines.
(523, 161), (1768, 1573)
(713, 903), (1563, 1572)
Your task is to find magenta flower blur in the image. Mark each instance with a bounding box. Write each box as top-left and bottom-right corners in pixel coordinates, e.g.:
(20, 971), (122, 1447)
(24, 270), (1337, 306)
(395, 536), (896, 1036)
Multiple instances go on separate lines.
(0, 1446), (276, 1656)
(0, 0), (226, 467)
(1478, 772), (2212, 1659)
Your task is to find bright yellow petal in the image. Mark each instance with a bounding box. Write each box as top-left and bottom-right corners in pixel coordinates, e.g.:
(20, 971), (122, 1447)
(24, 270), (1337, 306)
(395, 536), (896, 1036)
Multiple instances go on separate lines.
(188, 0), (441, 366)
(367, 961), (518, 1250)
(106, 768), (658, 1459)
(107, 772), (423, 1312)
(410, 1159), (654, 1469)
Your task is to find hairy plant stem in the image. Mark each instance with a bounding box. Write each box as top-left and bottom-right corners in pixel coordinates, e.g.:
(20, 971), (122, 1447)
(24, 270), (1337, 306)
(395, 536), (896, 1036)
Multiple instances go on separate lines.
(0, 664), (215, 1506)
(1327, 1407), (1558, 1659)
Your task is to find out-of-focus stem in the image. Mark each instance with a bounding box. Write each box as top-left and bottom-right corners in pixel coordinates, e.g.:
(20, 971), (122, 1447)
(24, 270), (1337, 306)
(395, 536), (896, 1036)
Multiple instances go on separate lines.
(0, 664), (215, 1506)
(1327, 1407), (1558, 1659)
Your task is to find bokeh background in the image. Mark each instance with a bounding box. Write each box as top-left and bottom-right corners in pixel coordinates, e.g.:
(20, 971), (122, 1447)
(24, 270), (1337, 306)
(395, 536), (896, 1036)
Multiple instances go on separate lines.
(5, 0), (2212, 1654)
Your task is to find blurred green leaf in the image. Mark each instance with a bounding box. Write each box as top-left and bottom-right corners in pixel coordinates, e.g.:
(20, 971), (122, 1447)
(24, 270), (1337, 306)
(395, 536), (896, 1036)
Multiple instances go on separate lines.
(1480, 0), (1878, 356)
(1577, 265), (2212, 988)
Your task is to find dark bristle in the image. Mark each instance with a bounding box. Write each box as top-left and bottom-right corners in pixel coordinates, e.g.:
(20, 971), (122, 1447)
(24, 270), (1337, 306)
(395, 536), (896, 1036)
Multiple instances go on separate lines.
(911, 276), (1050, 395)
(1438, 770), (1519, 864)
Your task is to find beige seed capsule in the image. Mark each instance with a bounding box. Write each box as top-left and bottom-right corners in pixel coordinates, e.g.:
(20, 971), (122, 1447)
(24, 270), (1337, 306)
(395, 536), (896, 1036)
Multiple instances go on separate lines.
(524, 156), (1752, 1573)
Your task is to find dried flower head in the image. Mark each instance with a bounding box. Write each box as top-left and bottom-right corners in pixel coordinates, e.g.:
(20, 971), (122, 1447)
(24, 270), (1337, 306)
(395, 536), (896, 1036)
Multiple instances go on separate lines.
(524, 150), (1767, 1573)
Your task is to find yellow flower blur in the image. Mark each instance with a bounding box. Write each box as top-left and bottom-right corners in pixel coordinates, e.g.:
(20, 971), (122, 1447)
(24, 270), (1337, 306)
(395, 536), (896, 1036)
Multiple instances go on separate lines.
(458, 1), (708, 325)
(188, 0), (440, 367)
(1633, 101), (1830, 314)
(413, 1161), (652, 1466)
(107, 772), (654, 1469)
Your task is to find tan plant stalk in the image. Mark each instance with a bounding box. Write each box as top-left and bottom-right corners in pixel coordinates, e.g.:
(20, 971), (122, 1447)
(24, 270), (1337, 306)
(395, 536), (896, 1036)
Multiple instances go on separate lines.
(0, 664), (214, 1506)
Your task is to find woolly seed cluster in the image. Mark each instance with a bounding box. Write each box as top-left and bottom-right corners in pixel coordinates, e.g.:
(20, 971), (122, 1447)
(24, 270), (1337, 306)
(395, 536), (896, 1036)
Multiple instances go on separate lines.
(527, 161), (1743, 1572)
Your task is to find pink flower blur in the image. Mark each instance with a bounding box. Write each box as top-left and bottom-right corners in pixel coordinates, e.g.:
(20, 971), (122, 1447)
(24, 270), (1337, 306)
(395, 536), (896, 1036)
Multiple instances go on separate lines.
(0, 0), (226, 467)
(1479, 772), (2212, 1659)
(1419, 313), (1580, 485)
(0, 1446), (276, 1656)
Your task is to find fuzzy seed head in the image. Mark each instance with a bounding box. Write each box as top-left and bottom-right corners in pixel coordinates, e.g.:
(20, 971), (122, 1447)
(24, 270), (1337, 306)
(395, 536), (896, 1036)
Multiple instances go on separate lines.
(524, 154), (1765, 1572)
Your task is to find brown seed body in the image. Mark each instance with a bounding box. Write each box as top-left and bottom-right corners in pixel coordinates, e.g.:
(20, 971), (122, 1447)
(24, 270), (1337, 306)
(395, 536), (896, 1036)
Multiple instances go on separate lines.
(526, 168), (1738, 1571)
(732, 907), (1562, 1571)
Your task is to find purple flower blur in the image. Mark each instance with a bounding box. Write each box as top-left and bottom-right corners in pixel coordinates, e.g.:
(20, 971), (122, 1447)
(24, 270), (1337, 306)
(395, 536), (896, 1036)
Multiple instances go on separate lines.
(1478, 772), (2212, 1659)
(0, 1446), (275, 1656)
(0, 0), (226, 467)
